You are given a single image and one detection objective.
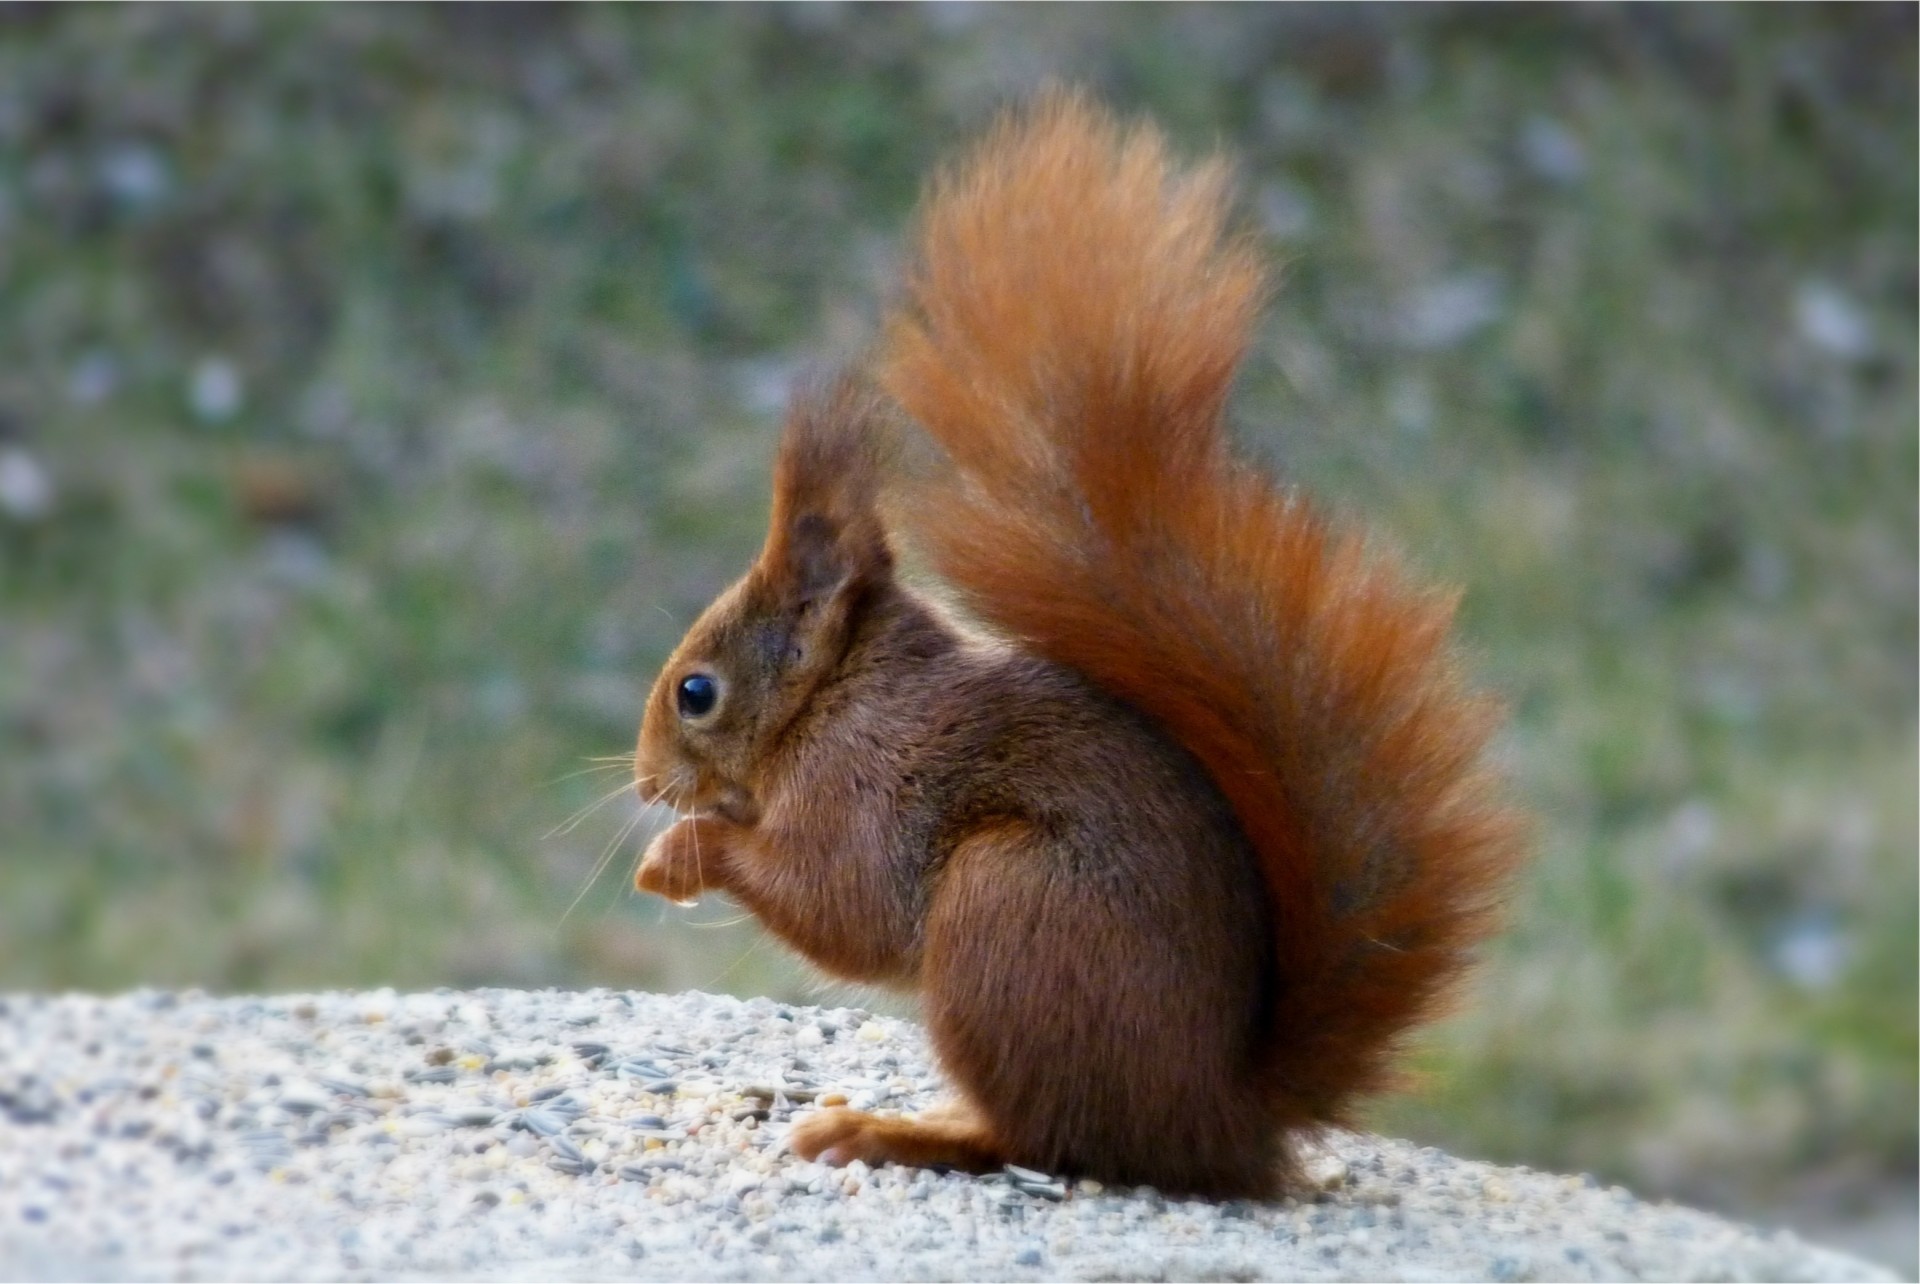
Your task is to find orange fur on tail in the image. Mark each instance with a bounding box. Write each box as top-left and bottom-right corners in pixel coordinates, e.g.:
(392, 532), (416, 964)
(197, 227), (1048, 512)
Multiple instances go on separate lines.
(882, 93), (1527, 1134)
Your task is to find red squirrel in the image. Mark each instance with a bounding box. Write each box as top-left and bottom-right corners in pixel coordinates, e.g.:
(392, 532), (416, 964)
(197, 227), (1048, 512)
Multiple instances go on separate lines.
(630, 93), (1527, 1199)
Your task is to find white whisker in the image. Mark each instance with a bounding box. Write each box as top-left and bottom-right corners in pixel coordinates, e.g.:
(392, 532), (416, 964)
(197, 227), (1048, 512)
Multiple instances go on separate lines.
(545, 779), (639, 841)
(541, 761), (632, 789)
(703, 927), (772, 990)
(558, 802), (647, 926)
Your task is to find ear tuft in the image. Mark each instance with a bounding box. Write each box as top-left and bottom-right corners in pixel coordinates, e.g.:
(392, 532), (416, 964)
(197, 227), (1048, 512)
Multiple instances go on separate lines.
(762, 374), (894, 602)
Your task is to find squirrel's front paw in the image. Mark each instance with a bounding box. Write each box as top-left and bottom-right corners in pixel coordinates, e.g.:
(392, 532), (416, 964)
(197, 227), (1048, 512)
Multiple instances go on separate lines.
(634, 819), (717, 904)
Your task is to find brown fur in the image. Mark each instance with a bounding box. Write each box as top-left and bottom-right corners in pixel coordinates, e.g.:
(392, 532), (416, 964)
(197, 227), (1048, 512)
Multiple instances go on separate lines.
(633, 94), (1528, 1199)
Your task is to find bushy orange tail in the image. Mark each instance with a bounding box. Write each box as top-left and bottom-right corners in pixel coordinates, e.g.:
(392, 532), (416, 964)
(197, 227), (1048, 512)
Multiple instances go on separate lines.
(881, 93), (1527, 1132)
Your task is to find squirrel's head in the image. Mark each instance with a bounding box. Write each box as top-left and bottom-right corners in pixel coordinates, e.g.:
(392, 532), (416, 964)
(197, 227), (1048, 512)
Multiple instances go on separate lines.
(636, 376), (894, 823)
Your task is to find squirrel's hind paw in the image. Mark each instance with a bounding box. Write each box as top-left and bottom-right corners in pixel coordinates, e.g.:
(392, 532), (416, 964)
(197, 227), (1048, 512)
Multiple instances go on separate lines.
(788, 1105), (1006, 1175)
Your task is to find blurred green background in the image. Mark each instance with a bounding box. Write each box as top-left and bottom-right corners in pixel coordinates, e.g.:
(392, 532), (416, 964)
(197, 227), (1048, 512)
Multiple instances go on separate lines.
(2, 3), (1913, 1270)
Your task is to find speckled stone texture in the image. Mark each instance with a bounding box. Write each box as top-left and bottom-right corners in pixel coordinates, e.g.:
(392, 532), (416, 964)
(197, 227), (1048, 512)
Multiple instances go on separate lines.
(0, 989), (1893, 1282)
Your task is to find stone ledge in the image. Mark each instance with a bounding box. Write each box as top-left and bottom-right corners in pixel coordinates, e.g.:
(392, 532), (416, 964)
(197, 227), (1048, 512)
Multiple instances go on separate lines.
(0, 988), (1892, 1282)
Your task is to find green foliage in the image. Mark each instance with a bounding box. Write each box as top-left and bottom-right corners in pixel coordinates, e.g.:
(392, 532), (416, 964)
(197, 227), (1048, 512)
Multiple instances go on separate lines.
(1, 2), (1911, 1226)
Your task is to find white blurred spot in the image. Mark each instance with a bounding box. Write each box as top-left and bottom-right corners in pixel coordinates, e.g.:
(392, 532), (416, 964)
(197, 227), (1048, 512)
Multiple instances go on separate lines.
(1520, 116), (1587, 185)
(1659, 802), (1719, 876)
(1742, 543), (1790, 602)
(67, 350), (119, 406)
(1772, 912), (1851, 992)
(1396, 273), (1503, 351)
(98, 143), (170, 211)
(1257, 179), (1315, 242)
(1795, 281), (1873, 361)
(262, 530), (332, 589)
(477, 671), (527, 725)
(191, 357), (244, 423)
(730, 357), (801, 418)
(0, 446), (53, 521)
(789, 0), (855, 31)
(1387, 374), (1434, 437)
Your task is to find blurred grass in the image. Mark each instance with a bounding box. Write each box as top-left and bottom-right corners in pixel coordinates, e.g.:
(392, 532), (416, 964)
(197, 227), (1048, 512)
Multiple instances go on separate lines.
(0, 1), (1912, 1253)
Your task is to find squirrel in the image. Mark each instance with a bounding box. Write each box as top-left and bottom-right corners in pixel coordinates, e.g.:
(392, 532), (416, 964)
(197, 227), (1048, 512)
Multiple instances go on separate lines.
(630, 93), (1527, 1199)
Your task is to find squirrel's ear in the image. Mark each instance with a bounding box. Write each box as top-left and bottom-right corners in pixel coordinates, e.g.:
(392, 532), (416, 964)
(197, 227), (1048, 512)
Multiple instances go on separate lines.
(761, 375), (894, 604)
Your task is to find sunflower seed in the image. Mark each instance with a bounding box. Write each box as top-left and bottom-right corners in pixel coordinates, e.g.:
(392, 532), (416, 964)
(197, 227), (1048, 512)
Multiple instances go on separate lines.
(517, 1109), (566, 1137)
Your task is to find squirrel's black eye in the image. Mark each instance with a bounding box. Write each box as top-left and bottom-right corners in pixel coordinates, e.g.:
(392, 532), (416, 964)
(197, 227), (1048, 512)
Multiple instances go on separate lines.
(676, 673), (717, 719)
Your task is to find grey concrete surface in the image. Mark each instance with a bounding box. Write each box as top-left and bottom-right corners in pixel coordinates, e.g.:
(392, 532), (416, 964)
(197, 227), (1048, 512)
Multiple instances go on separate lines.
(0, 989), (1894, 1282)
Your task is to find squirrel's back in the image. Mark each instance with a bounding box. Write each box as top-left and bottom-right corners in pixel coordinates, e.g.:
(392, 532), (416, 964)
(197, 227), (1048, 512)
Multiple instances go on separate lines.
(881, 93), (1528, 1146)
